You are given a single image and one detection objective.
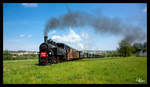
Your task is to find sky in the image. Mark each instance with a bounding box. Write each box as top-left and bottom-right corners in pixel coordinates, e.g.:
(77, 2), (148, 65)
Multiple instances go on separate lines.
(3, 3), (147, 51)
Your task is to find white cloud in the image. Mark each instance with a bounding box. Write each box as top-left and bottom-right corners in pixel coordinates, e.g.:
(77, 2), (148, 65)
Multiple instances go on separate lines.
(20, 34), (25, 38)
(27, 34), (32, 38)
(48, 30), (56, 35)
(22, 3), (38, 7)
(81, 32), (89, 39)
(52, 30), (56, 34)
(144, 7), (147, 12)
(52, 27), (81, 43)
(51, 27), (90, 50)
(77, 43), (84, 49)
(19, 34), (32, 38)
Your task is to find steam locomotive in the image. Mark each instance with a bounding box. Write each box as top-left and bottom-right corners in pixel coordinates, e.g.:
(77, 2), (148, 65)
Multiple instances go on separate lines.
(39, 36), (104, 65)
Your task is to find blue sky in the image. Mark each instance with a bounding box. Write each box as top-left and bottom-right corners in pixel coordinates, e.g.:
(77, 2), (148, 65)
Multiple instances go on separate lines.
(3, 3), (147, 51)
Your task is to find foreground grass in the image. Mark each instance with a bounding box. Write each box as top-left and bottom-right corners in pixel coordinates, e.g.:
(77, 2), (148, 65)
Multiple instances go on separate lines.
(3, 57), (147, 84)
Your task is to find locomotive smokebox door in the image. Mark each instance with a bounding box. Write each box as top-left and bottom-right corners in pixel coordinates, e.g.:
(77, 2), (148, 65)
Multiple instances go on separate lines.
(40, 52), (47, 57)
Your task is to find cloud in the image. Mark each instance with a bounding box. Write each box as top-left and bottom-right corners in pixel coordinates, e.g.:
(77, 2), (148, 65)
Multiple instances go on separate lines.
(20, 34), (25, 38)
(52, 27), (85, 50)
(27, 34), (32, 38)
(80, 32), (89, 39)
(144, 7), (147, 12)
(52, 30), (56, 34)
(77, 43), (84, 49)
(22, 3), (38, 7)
(52, 27), (81, 43)
(48, 30), (56, 35)
(19, 34), (32, 38)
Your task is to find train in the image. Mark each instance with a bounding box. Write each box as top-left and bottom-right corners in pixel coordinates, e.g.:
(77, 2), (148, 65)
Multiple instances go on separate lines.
(39, 36), (104, 65)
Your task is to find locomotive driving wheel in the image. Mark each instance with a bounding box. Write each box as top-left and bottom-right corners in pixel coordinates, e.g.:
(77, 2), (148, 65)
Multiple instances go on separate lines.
(52, 57), (57, 64)
(48, 59), (52, 65)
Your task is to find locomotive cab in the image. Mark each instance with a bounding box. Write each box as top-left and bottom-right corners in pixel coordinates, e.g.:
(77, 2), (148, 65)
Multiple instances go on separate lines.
(56, 43), (67, 61)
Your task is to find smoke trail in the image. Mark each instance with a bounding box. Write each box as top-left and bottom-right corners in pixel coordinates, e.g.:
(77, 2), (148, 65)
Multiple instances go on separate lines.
(44, 11), (88, 36)
(122, 26), (146, 44)
(44, 9), (146, 44)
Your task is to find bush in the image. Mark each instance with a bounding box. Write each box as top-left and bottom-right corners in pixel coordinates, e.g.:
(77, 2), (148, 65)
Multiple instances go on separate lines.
(117, 40), (133, 57)
(104, 51), (120, 57)
(3, 50), (38, 60)
(3, 50), (12, 60)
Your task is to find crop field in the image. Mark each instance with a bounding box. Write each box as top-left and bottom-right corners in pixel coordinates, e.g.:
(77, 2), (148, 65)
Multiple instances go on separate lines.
(3, 57), (147, 84)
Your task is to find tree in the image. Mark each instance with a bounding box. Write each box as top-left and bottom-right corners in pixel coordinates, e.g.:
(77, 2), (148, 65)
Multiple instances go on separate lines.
(132, 43), (143, 53)
(142, 48), (147, 53)
(3, 50), (12, 60)
(143, 42), (147, 48)
(132, 42), (147, 56)
(117, 40), (133, 57)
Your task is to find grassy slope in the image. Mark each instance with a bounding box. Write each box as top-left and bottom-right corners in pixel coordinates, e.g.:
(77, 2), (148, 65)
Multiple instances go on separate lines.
(3, 57), (147, 84)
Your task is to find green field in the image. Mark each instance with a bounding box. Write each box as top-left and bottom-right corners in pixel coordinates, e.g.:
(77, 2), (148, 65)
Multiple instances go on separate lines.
(3, 57), (147, 84)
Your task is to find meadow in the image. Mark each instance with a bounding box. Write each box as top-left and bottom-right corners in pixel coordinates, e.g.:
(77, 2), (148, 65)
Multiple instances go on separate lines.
(3, 57), (147, 84)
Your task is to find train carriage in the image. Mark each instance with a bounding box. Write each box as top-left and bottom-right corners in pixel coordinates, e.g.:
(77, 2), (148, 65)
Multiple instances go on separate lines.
(64, 45), (80, 60)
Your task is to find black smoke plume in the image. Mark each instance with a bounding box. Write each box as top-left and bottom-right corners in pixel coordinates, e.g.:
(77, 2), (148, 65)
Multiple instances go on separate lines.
(44, 10), (146, 44)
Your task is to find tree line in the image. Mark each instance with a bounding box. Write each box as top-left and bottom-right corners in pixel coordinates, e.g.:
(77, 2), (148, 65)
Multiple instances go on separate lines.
(104, 40), (147, 57)
(117, 40), (147, 57)
(3, 50), (38, 60)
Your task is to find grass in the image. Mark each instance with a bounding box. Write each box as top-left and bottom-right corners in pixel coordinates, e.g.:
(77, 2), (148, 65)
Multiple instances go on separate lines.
(3, 57), (147, 84)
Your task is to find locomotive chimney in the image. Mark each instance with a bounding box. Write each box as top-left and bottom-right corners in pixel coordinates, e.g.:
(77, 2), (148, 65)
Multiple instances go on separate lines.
(44, 36), (48, 42)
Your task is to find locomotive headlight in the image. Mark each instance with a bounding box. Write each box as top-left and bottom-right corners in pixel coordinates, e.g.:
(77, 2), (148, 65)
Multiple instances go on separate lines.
(49, 52), (51, 55)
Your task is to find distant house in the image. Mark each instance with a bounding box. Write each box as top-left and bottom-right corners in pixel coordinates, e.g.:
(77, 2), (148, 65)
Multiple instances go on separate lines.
(10, 51), (38, 56)
(82, 50), (104, 56)
(139, 51), (147, 57)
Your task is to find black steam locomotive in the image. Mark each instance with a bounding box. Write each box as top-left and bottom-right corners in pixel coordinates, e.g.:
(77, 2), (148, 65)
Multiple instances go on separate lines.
(39, 36), (68, 65)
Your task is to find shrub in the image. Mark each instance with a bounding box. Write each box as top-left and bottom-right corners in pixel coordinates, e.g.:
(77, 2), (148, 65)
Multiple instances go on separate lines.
(3, 50), (12, 60)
